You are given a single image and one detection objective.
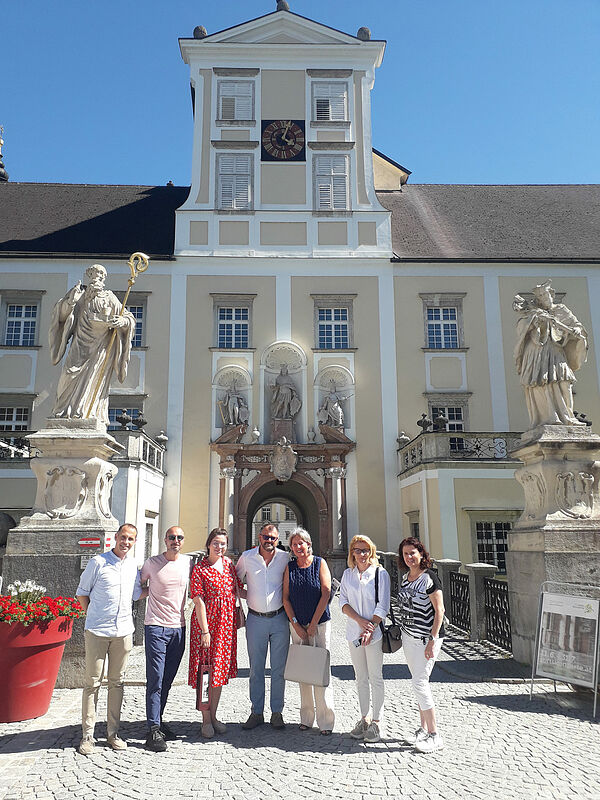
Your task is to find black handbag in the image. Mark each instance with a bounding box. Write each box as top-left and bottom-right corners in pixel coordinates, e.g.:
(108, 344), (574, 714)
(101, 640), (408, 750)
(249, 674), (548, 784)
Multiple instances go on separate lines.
(375, 567), (403, 654)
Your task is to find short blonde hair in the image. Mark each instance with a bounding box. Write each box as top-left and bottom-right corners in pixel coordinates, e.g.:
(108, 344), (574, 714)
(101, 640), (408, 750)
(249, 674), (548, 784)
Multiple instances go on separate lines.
(347, 535), (379, 568)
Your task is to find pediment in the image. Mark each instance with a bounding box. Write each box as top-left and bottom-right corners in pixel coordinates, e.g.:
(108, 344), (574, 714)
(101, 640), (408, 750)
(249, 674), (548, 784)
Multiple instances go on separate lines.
(201, 11), (362, 47)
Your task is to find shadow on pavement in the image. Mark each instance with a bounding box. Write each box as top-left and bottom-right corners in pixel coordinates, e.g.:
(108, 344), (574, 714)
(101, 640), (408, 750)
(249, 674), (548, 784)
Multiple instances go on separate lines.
(459, 691), (597, 720)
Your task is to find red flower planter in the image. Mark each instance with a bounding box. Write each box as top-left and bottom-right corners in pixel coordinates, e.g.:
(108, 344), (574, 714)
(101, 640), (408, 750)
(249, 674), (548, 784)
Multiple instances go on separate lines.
(0, 617), (73, 723)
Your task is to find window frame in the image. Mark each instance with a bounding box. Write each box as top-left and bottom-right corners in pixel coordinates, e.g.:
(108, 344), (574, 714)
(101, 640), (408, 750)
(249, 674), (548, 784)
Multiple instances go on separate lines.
(466, 511), (520, 575)
(0, 404), (31, 431)
(1, 291), (44, 348)
(420, 293), (466, 351)
(311, 81), (349, 122)
(216, 79), (255, 124)
(313, 154), (350, 211)
(216, 153), (254, 211)
(311, 293), (356, 351)
(210, 293), (255, 350)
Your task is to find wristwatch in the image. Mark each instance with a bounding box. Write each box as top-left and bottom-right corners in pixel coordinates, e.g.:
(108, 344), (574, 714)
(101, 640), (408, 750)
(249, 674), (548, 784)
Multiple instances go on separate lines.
(428, 634), (438, 641)
(292, 616), (298, 624)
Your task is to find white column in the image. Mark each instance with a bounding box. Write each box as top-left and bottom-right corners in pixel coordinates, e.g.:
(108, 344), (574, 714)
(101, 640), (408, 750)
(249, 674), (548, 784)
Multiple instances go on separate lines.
(378, 273), (400, 547)
(275, 274), (292, 341)
(483, 275), (509, 430)
(220, 466), (237, 538)
(420, 473), (430, 550)
(587, 276), (600, 396)
(328, 465), (346, 550)
(162, 273), (187, 528)
(437, 471), (460, 559)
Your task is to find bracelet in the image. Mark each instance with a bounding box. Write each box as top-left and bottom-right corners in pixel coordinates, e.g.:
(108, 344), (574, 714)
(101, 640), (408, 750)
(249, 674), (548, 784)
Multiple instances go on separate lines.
(201, 631), (209, 635)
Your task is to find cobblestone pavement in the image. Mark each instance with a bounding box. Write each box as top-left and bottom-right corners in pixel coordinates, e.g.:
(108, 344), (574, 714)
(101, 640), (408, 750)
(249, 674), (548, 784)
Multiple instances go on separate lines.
(0, 605), (597, 800)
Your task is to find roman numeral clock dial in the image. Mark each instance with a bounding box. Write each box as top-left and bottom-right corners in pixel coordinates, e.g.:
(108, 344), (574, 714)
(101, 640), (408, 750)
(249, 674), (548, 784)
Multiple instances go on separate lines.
(261, 119), (306, 161)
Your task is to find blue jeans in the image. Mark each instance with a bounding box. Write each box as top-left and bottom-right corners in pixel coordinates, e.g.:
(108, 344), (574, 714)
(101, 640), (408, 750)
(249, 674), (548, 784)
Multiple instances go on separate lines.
(145, 625), (186, 728)
(245, 610), (290, 714)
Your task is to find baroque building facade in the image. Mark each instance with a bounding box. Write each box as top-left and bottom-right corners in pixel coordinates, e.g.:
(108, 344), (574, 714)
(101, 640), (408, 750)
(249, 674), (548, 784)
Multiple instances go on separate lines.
(1, 5), (599, 577)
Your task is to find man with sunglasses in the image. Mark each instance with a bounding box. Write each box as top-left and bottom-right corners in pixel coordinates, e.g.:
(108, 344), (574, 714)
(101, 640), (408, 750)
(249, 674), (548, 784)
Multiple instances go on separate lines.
(138, 526), (192, 751)
(236, 522), (290, 730)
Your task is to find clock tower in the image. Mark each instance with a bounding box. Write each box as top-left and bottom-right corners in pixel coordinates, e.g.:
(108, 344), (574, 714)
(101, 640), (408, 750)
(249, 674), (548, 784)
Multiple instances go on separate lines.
(175, 2), (391, 257)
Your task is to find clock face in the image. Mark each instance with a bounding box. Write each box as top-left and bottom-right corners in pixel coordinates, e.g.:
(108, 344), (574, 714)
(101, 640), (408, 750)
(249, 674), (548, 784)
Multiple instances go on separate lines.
(261, 119), (306, 162)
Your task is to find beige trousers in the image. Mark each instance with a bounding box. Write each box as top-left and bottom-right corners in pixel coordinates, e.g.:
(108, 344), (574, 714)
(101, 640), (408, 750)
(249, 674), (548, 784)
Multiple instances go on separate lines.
(289, 621), (335, 731)
(82, 630), (133, 739)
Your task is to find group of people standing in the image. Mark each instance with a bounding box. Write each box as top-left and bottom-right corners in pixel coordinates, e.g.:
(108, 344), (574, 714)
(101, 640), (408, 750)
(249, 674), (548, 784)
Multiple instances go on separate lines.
(75, 521), (445, 755)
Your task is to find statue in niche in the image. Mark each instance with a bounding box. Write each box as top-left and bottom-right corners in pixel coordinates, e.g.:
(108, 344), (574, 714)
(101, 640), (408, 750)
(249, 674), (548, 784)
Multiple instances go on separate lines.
(219, 381), (249, 427)
(49, 264), (135, 424)
(513, 280), (588, 428)
(271, 364), (301, 419)
(318, 381), (353, 428)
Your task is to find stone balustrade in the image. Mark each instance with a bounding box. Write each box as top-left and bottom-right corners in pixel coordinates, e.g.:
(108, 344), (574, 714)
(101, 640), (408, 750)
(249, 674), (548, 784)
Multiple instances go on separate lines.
(398, 430), (522, 475)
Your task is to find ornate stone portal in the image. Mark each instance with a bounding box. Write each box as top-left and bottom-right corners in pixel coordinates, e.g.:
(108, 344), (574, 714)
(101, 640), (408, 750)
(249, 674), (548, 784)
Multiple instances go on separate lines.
(507, 280), (600, 665)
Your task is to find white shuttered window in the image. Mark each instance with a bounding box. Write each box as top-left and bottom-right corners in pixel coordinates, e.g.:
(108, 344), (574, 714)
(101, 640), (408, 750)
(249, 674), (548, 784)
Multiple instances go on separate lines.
(315, 155), (349, 210)
(218, 81), (254, 121)
(313, 82), (348, 121)
(217, 154), (253, 210)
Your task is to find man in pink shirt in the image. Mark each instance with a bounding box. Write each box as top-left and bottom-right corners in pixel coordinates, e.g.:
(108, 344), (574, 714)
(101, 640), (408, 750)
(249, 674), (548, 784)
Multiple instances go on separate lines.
(138, 526), (192, 752)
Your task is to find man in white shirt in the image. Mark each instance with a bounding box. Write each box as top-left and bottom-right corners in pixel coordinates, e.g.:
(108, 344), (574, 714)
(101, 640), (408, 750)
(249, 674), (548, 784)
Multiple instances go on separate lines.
(76, 523), (141, 755)
(236, 522), (289, 729)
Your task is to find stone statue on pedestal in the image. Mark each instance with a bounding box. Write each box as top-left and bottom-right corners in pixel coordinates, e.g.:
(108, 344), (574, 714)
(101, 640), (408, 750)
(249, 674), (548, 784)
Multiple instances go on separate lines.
(317, 381), (352, 428)
(49, 264), (136, 424)
(219, 381), (249, 427)
(513, 280), (588, 428)
(271, 364), (301, 419)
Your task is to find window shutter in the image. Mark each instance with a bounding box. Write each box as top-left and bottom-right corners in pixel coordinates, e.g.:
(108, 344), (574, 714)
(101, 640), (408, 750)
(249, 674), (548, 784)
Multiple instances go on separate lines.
(315, 155), (348, 210)
(221, 97), (235, 120)
(313, 83), (347, 121)
(219, 81), (253, 120)
(235, 82), (253, 120)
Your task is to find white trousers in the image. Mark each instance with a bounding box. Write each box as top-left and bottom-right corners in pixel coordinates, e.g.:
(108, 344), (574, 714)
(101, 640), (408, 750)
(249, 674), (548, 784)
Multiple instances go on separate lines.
(348, 637), (384, 721)
(402, 632), (443, 711)
(290, 621), (335, 731)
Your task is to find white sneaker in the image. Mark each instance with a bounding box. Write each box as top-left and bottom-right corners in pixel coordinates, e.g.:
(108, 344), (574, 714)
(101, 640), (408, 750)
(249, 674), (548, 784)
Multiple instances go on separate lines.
(409, 726), (428, 744)
(363, 722), (381, 743)
(415, 732), (444, 753)
(349, 718), (368, 739)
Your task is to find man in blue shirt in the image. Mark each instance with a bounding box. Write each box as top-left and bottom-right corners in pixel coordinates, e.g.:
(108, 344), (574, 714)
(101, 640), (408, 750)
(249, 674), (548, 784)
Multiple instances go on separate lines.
(75, 523), (142, 755)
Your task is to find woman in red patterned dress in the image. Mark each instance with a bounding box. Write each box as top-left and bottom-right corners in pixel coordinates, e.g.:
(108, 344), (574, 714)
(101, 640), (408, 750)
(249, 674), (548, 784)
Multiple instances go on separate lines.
(189, 527), (243, 738)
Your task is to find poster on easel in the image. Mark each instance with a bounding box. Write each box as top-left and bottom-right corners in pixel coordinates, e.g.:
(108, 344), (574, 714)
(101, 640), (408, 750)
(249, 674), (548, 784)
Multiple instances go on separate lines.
(535, 592), (599, 689)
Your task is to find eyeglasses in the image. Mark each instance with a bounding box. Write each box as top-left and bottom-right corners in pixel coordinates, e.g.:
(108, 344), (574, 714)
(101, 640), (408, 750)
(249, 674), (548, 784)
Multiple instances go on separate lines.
(261, 535), (278, 542)
(168, 535), (184, 541)
(352, 548), (370, 556)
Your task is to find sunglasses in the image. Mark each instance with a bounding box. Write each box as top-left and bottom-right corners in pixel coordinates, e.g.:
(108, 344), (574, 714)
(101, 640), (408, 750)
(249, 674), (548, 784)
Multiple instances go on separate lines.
(352, 548), (370, 556)
(168, 535), (184, 541)
(261, 535), (278, 542)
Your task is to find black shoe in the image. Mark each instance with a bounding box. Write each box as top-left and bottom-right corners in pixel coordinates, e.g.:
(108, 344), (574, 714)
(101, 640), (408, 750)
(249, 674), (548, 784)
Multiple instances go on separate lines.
(145, 726), (167, 752)
(160, 722), (177, 741)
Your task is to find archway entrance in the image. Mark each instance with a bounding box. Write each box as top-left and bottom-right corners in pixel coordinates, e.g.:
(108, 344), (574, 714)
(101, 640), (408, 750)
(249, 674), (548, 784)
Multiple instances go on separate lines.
(246, 479), (320, 552)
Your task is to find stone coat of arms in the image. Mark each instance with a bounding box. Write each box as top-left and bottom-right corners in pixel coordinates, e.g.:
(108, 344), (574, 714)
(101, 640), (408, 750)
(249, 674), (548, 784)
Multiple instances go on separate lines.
(270, 437), (298, 482)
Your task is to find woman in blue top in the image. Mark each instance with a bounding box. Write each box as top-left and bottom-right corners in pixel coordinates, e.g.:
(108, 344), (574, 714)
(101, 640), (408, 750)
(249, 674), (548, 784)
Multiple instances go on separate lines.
(282, 527), (335, 734)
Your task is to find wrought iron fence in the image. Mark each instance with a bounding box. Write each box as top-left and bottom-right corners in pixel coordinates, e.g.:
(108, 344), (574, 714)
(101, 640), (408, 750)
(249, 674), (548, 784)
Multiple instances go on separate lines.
(0, 432), (33, 460)
(449, 571), (470, 633)
(484, 577), (512, 651)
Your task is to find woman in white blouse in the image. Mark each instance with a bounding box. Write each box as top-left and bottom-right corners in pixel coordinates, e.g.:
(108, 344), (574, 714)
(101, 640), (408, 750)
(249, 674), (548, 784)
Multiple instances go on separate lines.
(339, 535), (390, 743)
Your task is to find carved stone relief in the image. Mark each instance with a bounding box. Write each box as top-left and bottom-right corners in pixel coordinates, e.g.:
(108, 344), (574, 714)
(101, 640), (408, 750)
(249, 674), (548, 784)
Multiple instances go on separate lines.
(269, 437), (298, 482)
(556, 471), (594, 519)
(97, 472), (114, 519)
(44, 467), (88, 519)
(517, 471), (546, 519)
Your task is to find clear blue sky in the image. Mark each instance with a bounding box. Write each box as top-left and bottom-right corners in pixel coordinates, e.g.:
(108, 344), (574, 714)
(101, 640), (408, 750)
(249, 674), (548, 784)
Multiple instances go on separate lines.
(3, 0), (599, 186)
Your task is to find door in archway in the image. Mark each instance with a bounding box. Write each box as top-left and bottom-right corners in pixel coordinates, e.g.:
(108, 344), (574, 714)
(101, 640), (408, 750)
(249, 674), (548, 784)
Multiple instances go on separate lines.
(244, 479), (321, 553)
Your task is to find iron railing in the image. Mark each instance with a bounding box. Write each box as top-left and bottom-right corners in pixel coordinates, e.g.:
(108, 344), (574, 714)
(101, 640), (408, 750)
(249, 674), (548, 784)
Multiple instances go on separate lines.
(0, 431), (33, 460)
(484, 577), (512, 651)
(450, 571), (470, 633)
(399, 431), (521, 474)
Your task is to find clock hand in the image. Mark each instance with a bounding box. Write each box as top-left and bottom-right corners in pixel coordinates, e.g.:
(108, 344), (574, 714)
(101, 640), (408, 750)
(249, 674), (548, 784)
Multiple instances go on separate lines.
(281, 120), (292, 144)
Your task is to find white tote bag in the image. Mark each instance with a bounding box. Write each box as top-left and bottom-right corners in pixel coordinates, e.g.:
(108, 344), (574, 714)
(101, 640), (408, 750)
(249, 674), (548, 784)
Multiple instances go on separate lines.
(284, 642), (331, 687)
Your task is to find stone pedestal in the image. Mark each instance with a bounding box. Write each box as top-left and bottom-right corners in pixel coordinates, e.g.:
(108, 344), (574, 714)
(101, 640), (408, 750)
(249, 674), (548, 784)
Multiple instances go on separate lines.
(506, 425), (600, 664)
(465, 562), (497, 641)
(435, 558), (462, 619)
(271, 417), (295, 443)
(3, 418), (124, 687)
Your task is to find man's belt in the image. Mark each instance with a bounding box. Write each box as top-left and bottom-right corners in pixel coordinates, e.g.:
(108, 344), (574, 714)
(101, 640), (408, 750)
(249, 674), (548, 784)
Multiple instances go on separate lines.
(248, 607), (284, 618)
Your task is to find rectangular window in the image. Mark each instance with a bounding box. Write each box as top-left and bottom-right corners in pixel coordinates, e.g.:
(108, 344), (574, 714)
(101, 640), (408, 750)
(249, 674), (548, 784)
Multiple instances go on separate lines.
(217, 80), (254, 121)
(431, 406), (464, 433)
(315, 155), (349, 210)
(0, 406), (30, 431)
(217, 154), (252, 210)
(261, 506), (272, 521)
(475, 520), (511, 574)
(312, 82), (348, 121)
(285, 507), (295, 521)
(318, 307), (349, 349)
(217, 307), (249, 349)
(108, 407), (141, 431)
(126, 304), (144, 348)
(4, 304), (38, 346)
(426, 307), (458, 349)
